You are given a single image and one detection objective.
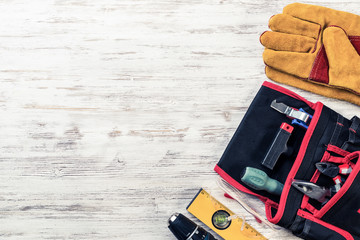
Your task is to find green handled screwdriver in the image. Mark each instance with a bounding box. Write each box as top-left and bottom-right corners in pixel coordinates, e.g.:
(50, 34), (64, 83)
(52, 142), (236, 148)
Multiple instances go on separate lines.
(241, 167), (283, 195)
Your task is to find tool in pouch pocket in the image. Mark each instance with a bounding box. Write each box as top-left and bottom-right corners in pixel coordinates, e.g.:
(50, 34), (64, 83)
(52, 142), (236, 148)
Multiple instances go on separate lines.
(316, 162), (352, 178)
(262, 122), (293, 170)
(241, 167), (284, 195)
(291, 161), (353, 204)
(270, 100), (312, 127)
(291, 180), (332, 204)
(262, 100), (313, 170)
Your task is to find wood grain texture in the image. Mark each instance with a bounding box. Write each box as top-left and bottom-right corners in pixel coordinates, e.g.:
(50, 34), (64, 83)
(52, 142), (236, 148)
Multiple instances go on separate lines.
(0, 0), (359, 239)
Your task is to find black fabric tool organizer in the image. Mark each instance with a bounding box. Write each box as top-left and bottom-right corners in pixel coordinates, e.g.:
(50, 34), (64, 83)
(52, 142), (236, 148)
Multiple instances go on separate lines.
(215, 81), (360, 240)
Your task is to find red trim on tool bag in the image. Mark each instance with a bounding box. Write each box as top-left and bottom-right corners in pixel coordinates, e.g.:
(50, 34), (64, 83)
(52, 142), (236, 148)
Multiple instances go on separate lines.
(304, 203), (317, 215)
(266, 102), (324, 224)
(315, 151), (360, 219)
(265, 203), (275, 219)
(328, 155), (350, 164)
(300, 151), (330, 212)
(265, 199), (278, 209)
(327, 144), (350, 157)
(298, 210), (354, 240)
(214, 164), (278, 206)
(264, 199), (279, 219)
(339, 163), (351, 174)
(280, 122), (294, 133)
(333, 175), (342, 184)
(262, 81), (315, 109)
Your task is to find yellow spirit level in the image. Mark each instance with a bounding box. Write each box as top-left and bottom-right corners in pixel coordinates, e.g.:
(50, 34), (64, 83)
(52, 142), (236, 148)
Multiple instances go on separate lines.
(187, 188), (267, 240)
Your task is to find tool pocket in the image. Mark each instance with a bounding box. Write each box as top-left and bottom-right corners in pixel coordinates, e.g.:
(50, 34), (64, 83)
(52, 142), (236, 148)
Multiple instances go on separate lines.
(290, 210), (353, 240)
(314, 151), (360, 237)
(341, 116), (360, 152)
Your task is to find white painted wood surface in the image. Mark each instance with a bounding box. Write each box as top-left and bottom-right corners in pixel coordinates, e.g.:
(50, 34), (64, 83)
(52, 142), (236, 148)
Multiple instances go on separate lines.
(0, 0), (359, 239)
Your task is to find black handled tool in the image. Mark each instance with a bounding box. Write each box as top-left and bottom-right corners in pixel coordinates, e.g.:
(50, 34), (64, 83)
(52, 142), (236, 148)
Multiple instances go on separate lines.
(316, 162), (340, 178)
(262, 122), (293, 170)
(316, 162), (352, 178)
(168, 213), (217, 240)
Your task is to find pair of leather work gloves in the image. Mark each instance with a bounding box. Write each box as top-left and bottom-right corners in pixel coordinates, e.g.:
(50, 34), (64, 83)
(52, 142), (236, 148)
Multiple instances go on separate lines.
(260, 3), (360, 105)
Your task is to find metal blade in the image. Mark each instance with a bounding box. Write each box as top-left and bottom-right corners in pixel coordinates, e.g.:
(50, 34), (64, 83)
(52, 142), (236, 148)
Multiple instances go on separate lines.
(291, 180), (331, 203)
(270, 100), (291, 115)
(270, 100), (310, 123)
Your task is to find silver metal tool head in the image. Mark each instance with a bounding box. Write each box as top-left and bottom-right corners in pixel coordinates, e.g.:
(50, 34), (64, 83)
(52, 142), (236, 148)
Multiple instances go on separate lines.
(271, 100), (290, 115)
(271, 100), (310, 123)
(168, 213), (179, 225)
(291, 179), (331, 203)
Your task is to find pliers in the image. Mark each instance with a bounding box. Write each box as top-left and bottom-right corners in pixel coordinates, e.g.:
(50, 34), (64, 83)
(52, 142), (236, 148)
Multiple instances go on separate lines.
(316, 162), (352, 178)
(292, 179), (332, 203)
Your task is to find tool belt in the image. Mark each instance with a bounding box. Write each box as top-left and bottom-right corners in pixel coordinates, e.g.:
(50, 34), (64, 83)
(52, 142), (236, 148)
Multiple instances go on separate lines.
(215, 81), (360, 240)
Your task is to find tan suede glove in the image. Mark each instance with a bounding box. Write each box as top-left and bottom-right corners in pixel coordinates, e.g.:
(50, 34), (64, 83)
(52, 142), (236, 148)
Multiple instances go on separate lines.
(265, 66), (360, 106)
(260, 3), (360, 101)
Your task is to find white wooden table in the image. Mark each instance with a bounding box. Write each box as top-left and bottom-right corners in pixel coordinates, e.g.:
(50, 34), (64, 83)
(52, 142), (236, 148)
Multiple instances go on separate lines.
(0, 0), (359, 239)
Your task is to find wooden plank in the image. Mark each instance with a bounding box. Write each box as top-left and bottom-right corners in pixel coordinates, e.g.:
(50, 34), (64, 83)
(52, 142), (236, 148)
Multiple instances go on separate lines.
(0, 0), (357, 239)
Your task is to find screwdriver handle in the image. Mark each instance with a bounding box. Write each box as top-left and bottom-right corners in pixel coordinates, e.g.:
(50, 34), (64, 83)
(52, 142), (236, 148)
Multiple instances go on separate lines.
(241, 167), (284, 195)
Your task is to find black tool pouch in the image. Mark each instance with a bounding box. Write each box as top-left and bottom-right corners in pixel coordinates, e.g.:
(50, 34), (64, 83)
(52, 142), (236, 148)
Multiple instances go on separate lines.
(215, 81), (360, 240)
